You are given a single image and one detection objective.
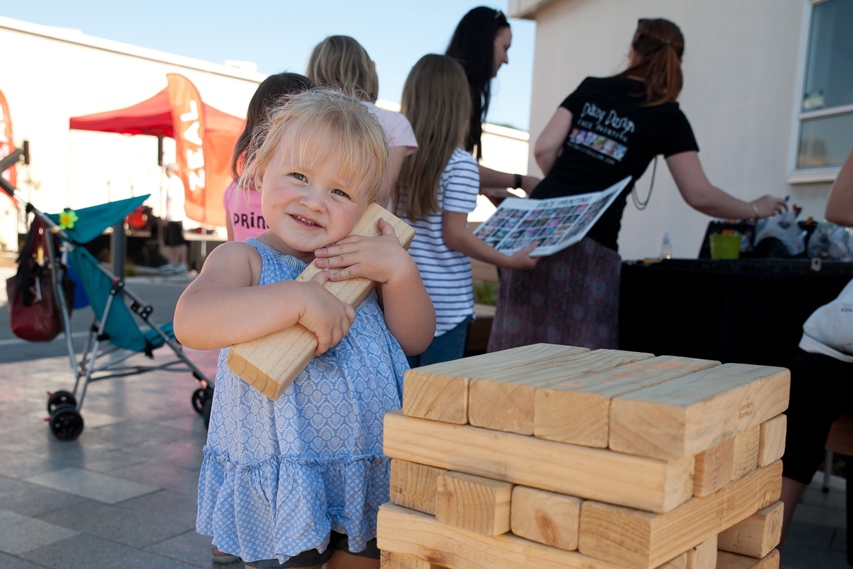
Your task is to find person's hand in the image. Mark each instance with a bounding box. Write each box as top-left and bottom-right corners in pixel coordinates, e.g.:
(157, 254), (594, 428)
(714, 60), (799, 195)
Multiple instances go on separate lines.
(503, 242), (540, 270)
(297, 269), (356, 354)
(749, 195), (788, 218)
(481, 187), (514, 207)
(313, 218), (408, 284)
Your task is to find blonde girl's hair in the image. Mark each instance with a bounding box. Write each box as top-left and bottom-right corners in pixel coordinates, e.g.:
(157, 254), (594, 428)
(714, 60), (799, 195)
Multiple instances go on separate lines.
(239, 88), (388, 204)
(306, 35), (379, 103)
(395, 54), (471, 221)
(619, 18), (685, 106)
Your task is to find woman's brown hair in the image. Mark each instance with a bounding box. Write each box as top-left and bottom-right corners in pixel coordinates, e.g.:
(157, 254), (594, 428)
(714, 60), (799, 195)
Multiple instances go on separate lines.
(620, 18), (685, 106)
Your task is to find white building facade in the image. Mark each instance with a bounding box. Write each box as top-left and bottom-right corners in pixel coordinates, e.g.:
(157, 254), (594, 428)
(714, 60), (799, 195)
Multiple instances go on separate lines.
(509, 0), (852, 260)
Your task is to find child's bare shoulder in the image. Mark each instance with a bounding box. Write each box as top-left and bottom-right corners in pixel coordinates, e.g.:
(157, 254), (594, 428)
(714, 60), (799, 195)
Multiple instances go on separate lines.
(197, 241), (263, 285)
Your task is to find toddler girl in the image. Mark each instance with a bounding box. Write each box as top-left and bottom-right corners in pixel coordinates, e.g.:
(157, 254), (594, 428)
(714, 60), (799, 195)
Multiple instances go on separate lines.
(175, 88), (435, 569)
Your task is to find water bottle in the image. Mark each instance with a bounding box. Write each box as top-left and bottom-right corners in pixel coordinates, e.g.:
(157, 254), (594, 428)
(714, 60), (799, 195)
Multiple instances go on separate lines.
(659, 232), (673, 260)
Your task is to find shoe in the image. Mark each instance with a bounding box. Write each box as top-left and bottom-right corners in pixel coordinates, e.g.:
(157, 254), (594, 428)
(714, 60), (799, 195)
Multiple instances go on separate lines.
(171, 263), (188, 274)
(159, 263), (175, 273)
(212, 546), (240, 564)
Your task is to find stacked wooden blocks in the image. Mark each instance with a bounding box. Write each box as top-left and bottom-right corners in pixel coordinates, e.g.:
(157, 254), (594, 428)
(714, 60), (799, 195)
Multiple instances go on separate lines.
(378, 343), (790, 569)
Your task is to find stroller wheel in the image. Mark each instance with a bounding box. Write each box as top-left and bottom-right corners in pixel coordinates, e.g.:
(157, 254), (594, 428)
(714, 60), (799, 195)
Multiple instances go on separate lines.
(47, 390), (77, 414)
(191, 386), (214, 415)
(49, 404), (85, 441)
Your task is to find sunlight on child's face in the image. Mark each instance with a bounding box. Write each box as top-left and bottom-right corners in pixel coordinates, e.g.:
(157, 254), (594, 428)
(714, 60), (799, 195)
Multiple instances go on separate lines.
(259, 141), (369, 263)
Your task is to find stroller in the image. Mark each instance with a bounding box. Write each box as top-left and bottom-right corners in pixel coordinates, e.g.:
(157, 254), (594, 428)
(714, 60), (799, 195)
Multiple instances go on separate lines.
(1, 144), (214, 441)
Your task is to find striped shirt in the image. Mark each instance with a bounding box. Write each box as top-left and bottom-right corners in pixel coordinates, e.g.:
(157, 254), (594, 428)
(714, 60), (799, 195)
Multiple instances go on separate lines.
(402, 148), (479, 336)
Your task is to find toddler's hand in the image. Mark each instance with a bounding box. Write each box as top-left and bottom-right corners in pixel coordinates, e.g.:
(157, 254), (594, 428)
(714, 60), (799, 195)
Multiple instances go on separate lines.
(505, 242), (540, 270)
(299, 269), (356, 354)
(314, 218), (406, 284)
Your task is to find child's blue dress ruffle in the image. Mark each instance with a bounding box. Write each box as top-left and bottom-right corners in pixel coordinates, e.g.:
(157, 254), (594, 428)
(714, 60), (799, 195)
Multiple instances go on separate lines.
(196, 239), (408, 564)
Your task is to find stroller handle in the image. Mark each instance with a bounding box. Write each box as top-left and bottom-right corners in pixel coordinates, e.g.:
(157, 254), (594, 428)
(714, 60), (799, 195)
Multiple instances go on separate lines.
(0, 142), (31, 198)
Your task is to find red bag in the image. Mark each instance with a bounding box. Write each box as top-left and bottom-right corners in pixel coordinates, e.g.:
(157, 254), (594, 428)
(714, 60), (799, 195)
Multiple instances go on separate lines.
(5, 217), (74, 342)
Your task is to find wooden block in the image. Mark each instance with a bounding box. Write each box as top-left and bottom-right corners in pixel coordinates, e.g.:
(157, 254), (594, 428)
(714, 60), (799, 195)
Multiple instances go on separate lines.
(380, 551), (446, 569)
(717, 502), (783, 558)
(658, 554), (687, 569)
(694, 426), (760, 497)
(468, 349), (654, 435)
(609, 364), (790, 460)
(378, 502), (648, 569)
(227, 203), (415, 400)
(535, 356), (719, 447)
(715, 549), (779, 569)
(757, 415), (786, 467)
(510, 485), (581, 551)
(391, 459), (446, 515)
(577, 461), (783, 569)
(403, 343), (586, 425)
(384, 410), (694, 513)
(435, 471), (512, 536)
(687, 535), (717, 569)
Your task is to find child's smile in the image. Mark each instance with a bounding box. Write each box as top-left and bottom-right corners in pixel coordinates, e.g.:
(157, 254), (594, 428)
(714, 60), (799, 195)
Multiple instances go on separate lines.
(259, 144), (369, 262)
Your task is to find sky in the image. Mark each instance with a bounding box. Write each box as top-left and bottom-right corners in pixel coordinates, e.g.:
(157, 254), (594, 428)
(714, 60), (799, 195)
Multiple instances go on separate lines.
(1, 1), (536, 131)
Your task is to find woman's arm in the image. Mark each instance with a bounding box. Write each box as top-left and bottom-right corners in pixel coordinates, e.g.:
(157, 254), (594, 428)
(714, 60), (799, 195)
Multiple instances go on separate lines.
(666, 151), (787, 219)
(443, 211), (538, 269)
(478, 165), (540, 195)
(825, 149), (853, 226)
(534, 107), (573, 175)
(174, 242), (355, 353)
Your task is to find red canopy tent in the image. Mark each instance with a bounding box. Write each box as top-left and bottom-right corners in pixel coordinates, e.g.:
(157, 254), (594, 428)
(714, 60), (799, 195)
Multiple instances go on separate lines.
(69, 85), (244, 227)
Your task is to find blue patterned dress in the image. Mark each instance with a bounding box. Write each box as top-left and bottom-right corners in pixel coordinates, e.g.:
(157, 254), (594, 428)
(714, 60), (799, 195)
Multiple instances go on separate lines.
(196, 239), (409, 564)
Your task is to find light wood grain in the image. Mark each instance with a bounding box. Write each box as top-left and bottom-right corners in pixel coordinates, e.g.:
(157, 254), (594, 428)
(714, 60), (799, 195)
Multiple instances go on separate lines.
(687, 535), (717, 569)
(609, 364), (790, 460)
(435, 471), (512, 536)
(403, 343), (586, 425)
(384, 410), (694, 513)
(380, 551), (439, 569)
(534, 356), (719, 447)
(693, 426), (760, 497)
(390, 459), (446, 516)
(715, 549), (779, 569)
(378, 502), (655, 569)
(467, 349), (654, 435)
(577, 461), (783, 569)
(757, 416), (786, 467)
(717, 502), (783, 558)
(510, 485), (581, 551)
(227, 203), (414, 400)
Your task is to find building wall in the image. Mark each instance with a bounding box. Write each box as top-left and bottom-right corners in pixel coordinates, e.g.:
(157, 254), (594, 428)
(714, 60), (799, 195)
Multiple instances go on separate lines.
(512, 0), (829, 260)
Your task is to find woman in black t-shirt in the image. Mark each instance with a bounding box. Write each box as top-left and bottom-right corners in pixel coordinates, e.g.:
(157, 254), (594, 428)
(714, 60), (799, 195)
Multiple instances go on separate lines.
(488, 18), (788, 352)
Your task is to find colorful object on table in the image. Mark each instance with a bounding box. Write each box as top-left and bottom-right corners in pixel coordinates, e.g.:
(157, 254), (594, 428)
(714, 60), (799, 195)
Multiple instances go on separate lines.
(58, 209), (78, 230)
(710, 233), (741, 260)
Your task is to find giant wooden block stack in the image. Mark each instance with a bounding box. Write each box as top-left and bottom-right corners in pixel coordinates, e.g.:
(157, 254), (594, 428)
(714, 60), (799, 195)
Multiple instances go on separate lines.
(378, 343), (790, 569)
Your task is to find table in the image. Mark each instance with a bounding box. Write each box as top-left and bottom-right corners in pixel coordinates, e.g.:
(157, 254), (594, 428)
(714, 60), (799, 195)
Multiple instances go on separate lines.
(619, 259), (853, 367)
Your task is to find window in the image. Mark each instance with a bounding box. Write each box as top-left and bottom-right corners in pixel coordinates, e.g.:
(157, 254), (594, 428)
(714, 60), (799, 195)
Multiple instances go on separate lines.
(793, 0), (853, 178)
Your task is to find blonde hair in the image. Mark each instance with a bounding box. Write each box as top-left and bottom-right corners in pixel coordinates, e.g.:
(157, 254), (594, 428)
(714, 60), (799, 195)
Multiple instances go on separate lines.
(395, 54), (471, 220)
(239, 88), (388, 204)
(306, 36), (379, 103)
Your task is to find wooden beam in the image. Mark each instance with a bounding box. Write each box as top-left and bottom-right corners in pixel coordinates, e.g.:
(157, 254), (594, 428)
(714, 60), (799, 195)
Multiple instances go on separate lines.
(717, 502), (783, 559)
(534, 356), (719, 447)
(468, 349), (654, 435)
(384, 410), (694, 513)
(510, 485), (581, 551)
(577, 461), (782, 569)
(715, 549), (779, 569)
(381, 550), (444, 569)
(757, 416), (786, 467)
(403, 344), (586, 425)
(693, 426), (760, 497)
(378, 502), (648, 569)
(227, 203), (415, 400)
(609, 364), (790, 460)
(687, 535), (717, 569)
(436, 471), (512, 536)
(391, 459), (446, 515)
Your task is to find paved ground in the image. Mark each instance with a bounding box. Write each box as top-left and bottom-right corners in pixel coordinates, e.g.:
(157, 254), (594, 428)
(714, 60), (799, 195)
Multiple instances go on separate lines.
(0, 263), (847, 568)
